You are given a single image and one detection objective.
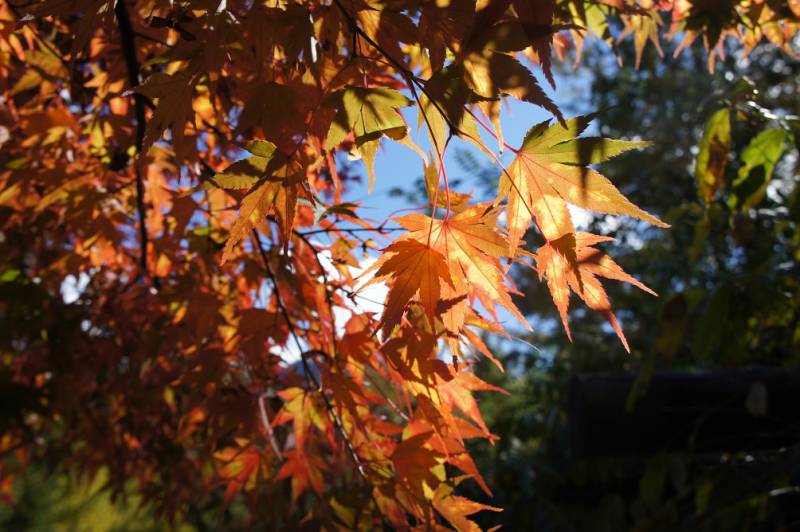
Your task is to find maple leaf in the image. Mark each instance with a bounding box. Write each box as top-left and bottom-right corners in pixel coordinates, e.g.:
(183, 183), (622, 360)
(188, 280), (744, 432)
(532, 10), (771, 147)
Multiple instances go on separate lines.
(325, 86), (415, 191)
(432, 370), (509, 447)
(500, 114), (668, 250)
(405, 394), (496, 495)
(456, 15), (563, 119)
(432, 484), (501, 532)
(418, 65), (490, 159)
(324, 86), (412, 150)
(619, 10), (665, 69)
(200, 141), (278, 191)
(133, 71), (195, 156)
(513, 0), (558, 87)
(383, 326), (452, 385)
(695, 108), (731, 206)
(391, 431), (444, 499)
(356, 8), (418, 67)
(215, 442), (270, 506)
(394, 204), (528, 336)
(418, 0), (475, 72)
(371, 239), (453, 336)
(272, 387), (327, 449)
(535, 232), (657, 351)
(463, 52), (561, 120)
(219, 147), (304, 263)
(275, 449), (327, 504)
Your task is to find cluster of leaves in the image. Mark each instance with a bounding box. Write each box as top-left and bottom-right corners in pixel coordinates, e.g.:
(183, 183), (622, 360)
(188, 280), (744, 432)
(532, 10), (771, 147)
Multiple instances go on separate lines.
(455, 38), (800, 531)
(0, 0), (797, 528)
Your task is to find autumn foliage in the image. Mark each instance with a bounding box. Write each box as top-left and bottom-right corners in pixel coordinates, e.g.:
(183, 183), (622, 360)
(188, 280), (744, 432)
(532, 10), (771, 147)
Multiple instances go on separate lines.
(0, 0), (797, 528)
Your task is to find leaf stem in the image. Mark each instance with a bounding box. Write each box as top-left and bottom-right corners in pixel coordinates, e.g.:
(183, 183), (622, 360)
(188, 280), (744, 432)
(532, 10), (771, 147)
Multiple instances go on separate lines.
(465, 107), (520, 154)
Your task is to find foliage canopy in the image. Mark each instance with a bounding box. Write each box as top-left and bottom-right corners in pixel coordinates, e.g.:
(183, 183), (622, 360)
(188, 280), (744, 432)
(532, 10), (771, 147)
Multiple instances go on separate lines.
(0, 0), (797, 528)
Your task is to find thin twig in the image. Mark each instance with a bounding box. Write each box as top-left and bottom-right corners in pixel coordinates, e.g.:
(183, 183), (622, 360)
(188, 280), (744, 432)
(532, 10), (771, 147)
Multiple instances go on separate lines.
(296, 226), (403, 237)
(258, 392), (284, 459)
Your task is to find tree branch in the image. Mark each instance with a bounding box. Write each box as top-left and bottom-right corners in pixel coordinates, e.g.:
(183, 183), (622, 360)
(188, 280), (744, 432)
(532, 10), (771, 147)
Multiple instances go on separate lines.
(251, 231), (372, 486)
(114, 0), (151, 283)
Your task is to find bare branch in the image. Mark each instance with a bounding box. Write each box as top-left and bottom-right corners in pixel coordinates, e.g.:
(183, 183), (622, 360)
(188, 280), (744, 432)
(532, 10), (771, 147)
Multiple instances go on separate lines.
(114, 0), (153, 285)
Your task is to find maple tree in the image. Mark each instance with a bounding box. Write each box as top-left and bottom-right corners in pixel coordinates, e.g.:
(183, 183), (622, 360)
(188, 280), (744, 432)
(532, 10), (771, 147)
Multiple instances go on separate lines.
(0, 0), (797, 528)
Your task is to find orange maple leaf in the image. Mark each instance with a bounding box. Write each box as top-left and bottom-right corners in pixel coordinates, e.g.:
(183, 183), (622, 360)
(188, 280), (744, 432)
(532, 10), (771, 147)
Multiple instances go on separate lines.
(391, 431), (444, 499)
(535, 232), (657, 351)
(272, 387), (327, 449)
(275, 449), (327, 504)
(215, 442), (269, 506)
(432, 484), (501, 532)
(371, 239), (453, 336)
(394, 204), (528, 336)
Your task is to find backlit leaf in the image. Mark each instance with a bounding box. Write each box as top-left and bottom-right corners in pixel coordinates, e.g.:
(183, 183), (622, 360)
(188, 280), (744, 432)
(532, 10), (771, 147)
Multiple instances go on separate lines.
(729, 128), (786, 211)
(500, 115), (667, 250)
(372, 239), (453, 335)
(695, 108), (731, 206)
(325, 87), (412, 150)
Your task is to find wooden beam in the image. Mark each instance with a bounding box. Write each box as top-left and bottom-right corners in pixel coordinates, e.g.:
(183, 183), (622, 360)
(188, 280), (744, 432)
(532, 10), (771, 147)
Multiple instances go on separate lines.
(568, 367), (800, 457)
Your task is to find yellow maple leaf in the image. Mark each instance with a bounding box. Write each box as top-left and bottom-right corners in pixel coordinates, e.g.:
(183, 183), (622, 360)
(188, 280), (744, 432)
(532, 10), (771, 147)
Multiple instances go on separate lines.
(500, 114), (668, 251)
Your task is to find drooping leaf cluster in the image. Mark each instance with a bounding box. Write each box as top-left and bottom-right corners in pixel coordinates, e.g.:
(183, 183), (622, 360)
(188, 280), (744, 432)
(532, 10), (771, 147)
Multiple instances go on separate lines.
(0, 0), (797, 528)
(459, 39), (800, 531)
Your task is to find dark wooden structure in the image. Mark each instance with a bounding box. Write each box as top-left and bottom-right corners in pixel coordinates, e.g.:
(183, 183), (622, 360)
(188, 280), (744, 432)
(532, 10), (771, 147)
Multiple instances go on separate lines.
(569, 367), (800, 457)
